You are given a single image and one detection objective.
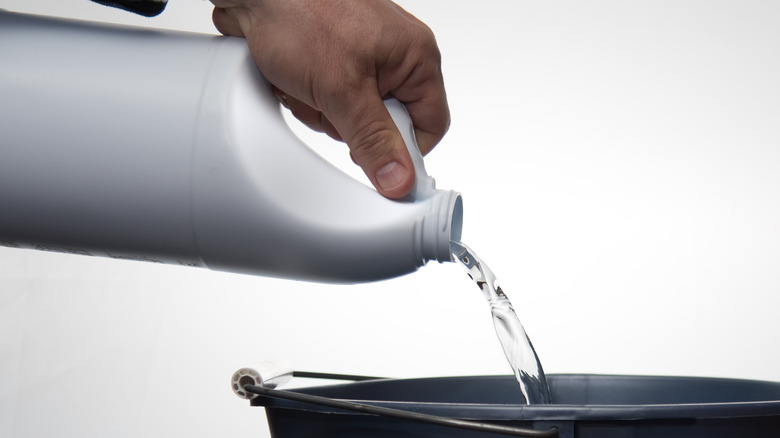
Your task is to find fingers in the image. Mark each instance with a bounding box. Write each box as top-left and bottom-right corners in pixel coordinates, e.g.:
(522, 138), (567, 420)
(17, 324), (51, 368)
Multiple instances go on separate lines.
(279, 88), (418, 199)
(211, 7), (245, 37)
(273, 77), (423, 199)
(325, 91), (416, 200)
(381, 33), (450, 157)
(274, 84), (416, 199)
(402, 89), (450, 157)
(272, 87), (342, 142)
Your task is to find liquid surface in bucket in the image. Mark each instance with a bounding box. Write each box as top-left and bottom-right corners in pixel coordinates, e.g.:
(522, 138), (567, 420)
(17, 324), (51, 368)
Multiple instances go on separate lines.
(450, 241), (551, 404)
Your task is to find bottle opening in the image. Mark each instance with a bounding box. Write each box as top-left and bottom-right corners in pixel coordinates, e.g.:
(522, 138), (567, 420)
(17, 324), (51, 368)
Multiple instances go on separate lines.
(450, 194), (463, 245)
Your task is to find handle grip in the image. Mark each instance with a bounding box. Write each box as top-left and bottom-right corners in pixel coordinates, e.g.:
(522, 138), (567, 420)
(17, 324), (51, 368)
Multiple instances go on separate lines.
(384, 98), (437, 201)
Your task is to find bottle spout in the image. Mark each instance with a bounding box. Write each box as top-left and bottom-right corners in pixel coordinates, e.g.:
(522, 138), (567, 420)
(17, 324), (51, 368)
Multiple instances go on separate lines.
(428, 190), (463, 262)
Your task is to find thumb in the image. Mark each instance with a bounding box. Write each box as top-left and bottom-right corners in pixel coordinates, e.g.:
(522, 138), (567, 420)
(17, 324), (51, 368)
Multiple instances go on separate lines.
(331, 96), (416, 199)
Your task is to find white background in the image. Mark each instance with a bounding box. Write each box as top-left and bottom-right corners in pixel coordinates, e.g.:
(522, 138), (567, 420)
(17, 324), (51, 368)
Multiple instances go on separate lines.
(2, 1), (780, 437)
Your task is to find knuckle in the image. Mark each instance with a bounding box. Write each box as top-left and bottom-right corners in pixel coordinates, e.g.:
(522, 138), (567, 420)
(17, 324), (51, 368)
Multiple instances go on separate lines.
(348, 119), (396, 164)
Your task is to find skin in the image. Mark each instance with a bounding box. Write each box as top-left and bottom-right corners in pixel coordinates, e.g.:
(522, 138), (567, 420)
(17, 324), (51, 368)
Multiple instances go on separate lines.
(210, 0), (450, 199)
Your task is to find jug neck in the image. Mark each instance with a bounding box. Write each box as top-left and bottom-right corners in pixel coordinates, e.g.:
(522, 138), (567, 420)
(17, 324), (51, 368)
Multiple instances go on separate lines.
(418, 189), (463, 264)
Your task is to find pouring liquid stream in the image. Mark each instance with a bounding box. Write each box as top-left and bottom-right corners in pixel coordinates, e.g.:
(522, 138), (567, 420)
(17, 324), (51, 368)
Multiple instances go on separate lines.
(450, 241), (552, 404)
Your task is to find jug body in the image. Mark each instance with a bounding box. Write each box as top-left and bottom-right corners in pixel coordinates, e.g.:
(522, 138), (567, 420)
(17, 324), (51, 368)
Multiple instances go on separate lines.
(0, 11), (462, 283)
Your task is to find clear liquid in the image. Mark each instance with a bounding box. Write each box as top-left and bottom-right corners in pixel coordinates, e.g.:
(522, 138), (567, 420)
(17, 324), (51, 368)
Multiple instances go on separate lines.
(450, 241), (552, 404)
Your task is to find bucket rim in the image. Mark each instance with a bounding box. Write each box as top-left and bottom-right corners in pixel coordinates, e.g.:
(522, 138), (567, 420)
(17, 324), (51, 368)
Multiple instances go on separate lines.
(251, 373), (780, 421)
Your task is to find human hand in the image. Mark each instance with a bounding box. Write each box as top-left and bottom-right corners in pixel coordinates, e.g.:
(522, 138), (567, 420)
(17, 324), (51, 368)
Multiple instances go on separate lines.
(210, 0), (450, 199)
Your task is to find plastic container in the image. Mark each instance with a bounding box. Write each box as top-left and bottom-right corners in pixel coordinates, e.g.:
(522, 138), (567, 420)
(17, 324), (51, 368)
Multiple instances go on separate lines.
(0, 10), (462, 283)
(250, 374), (780, 438)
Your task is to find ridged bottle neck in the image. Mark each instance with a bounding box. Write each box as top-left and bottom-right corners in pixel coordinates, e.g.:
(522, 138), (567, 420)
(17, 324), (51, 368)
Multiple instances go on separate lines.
(418, 189), (463, 263)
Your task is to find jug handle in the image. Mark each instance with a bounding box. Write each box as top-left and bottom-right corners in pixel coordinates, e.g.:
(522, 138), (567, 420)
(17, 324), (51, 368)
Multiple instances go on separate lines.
(384, 98), (437, 202)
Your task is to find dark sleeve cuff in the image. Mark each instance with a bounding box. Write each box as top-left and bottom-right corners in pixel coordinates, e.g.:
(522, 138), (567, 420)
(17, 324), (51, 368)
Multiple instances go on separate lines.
(90, 0), (169, 17)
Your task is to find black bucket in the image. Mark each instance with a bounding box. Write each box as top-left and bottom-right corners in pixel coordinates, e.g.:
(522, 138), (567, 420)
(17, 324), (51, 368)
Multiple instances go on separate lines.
(248, 373), (780, 438)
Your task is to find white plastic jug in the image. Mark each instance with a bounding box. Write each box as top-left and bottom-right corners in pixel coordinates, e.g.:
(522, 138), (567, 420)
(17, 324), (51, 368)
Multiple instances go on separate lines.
(0, 11), (462, 283)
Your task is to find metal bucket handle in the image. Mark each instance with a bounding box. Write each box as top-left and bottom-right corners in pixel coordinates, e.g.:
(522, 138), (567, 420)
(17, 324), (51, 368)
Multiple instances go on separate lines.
(244, 371), (558, 438)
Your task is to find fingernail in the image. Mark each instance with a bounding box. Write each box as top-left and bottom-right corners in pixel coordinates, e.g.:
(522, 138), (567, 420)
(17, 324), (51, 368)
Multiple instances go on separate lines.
(375, 161), (409, 192)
